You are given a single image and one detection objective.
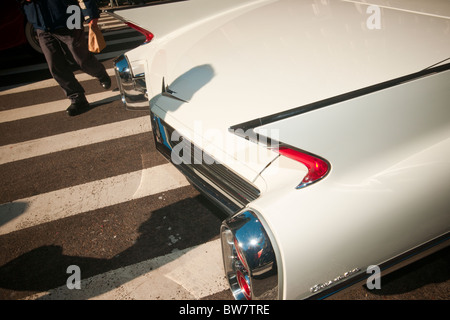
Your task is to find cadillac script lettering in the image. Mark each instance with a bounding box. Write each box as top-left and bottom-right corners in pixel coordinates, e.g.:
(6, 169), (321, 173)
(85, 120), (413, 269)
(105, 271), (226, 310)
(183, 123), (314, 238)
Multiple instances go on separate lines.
(310, 268), (361, 293)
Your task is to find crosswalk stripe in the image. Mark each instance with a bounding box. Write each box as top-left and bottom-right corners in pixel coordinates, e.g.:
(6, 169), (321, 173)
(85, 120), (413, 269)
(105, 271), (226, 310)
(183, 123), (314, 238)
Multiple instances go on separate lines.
(0, 91), (121, 123)
(102, 28), (140, 36)
(96, 49), (138, 61)
(102, 35), (144, 46)
(99, 22), (128, 29)
(0, 11), (230, 300)
(0, 116), (151, 165)
(0, 68), (117, 95)
(98, 15), (116, 21)
(23, 239), (227, 300)
(0, 163), (189, 235)
(0, 62), (55, 77)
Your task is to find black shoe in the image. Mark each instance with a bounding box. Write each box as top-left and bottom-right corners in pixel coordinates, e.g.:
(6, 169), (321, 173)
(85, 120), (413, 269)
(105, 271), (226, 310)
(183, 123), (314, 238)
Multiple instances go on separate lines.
(99, 75), (111, 90)
(66, 99), (90, 116)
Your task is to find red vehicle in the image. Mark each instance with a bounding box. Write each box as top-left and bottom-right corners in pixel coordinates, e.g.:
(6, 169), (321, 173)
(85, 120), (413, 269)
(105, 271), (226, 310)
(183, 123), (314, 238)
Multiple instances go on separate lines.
(0, 0), (42, 54)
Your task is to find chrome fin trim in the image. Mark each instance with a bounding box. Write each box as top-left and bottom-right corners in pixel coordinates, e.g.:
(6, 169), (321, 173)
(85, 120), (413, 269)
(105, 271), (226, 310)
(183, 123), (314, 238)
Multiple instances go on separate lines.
(161, 77), (189, 103)
(229, 63), (450, 135)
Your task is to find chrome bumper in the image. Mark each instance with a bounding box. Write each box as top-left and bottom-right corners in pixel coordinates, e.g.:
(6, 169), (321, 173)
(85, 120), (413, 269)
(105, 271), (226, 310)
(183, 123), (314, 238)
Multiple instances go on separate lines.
(113, 54), (148, 110)
(221, 209), (279, 300)
(150, 112), (278, 300)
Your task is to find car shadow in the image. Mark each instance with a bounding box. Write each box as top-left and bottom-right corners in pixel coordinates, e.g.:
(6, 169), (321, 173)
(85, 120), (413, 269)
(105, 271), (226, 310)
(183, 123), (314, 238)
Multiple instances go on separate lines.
(74, 91), (122, 115)
(362, 246), (450, 298)
(0, 202), (28, 229)
(0, 193), (227, 299)
(149, 64), (215, 117)
(0, 64), (224, 299)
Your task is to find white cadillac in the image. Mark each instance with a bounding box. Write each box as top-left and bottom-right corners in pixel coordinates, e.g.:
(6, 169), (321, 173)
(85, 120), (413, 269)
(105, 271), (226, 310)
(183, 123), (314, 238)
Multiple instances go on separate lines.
(109, 0), (450, 300)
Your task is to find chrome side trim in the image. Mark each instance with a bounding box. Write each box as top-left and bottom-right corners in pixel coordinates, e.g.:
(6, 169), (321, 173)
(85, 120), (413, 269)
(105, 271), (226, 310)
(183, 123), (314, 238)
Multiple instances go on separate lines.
(221, 209), (279, 300)
(150, 112), (260, 215)
(113, 54), (148, 110)
(229, 63), (450, 135)
(309, 232), (450, 300)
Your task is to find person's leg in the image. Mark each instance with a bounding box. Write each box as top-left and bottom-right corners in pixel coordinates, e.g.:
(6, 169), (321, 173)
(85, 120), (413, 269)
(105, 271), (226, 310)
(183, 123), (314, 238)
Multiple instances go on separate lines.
(61, 28), (110, 88)
(37, 29), (87, 104)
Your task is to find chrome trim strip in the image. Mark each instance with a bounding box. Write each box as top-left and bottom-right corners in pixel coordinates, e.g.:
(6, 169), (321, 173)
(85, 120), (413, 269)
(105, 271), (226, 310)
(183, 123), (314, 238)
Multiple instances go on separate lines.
(309, 232), (450, 300)
(229, 63), (450, 134)
(228, 127), (332, 189)
(228, 65), (450, 189)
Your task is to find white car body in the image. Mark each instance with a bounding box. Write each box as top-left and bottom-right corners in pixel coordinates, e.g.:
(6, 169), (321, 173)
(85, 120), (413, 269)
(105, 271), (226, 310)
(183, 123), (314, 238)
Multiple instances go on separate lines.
(110, 0), (450, 299)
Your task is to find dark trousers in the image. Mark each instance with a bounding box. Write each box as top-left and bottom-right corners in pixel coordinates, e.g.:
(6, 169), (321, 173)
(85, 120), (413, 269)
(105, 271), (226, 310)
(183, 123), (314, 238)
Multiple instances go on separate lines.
(37, 28), (108, 102)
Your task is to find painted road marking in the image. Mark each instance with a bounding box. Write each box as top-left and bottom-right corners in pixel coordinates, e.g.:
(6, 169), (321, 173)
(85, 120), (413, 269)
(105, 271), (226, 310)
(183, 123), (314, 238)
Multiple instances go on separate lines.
(0, 13), (229, 299)
(24, 239), (228, 300)
(0, 91), (120, 122)
(0, 68), (116, 95)
(0, 116), (151, 165)
(0, 163), (189, 235)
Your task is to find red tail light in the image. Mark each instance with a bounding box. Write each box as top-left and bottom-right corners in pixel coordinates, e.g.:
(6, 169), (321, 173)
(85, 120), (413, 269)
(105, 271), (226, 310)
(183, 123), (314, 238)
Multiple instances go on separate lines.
(233, 238), (252, 299)
(276, 146), (330, 188)
(236, 270), (252, 300)
(126, 22), (154, 43)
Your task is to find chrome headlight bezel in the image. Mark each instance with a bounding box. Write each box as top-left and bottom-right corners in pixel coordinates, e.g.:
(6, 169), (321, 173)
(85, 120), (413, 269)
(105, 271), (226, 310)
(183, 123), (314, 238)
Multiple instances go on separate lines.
(221, 209), (280, 300)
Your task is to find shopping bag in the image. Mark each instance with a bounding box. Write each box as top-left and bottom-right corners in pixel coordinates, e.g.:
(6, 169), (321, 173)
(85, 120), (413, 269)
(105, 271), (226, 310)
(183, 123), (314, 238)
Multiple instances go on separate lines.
(88, 23), (106, 53)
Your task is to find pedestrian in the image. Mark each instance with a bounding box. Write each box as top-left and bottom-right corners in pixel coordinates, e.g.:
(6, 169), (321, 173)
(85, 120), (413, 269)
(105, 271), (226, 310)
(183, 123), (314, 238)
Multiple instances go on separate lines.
(20, 0), (111, 116)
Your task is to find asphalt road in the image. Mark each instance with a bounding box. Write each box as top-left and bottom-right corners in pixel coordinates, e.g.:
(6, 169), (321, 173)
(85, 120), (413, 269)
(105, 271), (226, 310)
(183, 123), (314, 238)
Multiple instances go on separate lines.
(0, 8), (448, 302)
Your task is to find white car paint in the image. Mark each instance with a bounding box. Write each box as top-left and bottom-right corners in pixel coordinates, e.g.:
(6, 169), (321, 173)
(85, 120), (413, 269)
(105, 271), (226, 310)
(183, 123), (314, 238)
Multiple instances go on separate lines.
(117, 0), (450, 177)
(110, 0), (450, 299)
(254, 69), (450, 298)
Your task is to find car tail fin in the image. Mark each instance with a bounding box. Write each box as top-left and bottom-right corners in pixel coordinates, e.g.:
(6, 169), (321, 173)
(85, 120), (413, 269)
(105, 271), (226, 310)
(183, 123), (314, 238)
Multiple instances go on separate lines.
(126, 22), (154, 43)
